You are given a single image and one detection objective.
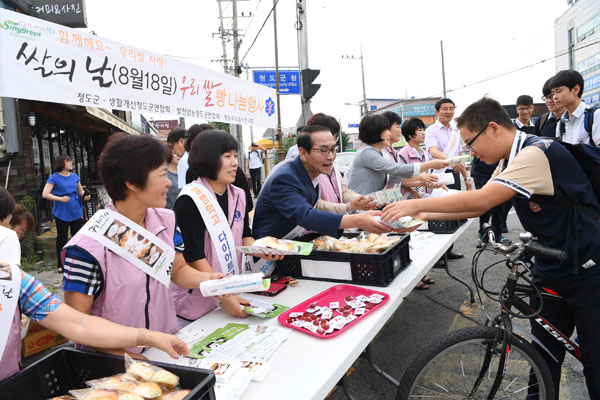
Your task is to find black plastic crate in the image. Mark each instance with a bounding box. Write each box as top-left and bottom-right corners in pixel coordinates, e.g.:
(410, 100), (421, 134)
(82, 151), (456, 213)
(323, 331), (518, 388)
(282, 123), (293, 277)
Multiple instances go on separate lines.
(426, 219), (466, 234)
(0, 348), (215, 400)
(273, 234), (410, 287)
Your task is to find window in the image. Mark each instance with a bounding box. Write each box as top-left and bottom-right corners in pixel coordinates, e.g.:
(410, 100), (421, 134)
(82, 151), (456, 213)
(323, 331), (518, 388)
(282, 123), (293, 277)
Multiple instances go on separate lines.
(577, 13), (600, 43)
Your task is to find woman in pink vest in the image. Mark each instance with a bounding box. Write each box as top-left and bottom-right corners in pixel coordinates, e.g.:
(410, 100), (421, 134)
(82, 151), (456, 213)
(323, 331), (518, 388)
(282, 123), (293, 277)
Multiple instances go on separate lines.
(0, 187), (188, 382)
(172, 130), (281, 325)
(61, 134), (223, 358)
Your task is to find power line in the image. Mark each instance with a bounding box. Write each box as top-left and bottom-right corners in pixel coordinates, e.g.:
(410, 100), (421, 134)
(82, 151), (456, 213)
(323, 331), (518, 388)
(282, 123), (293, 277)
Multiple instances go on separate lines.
(446, 39), (600, 94)
(240, 0), (279, 64)
(243, 0), (263, 35)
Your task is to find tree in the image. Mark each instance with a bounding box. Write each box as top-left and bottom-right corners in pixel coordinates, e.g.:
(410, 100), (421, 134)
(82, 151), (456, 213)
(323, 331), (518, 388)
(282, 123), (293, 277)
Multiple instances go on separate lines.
(211, 121), (230, 132)
(337, 131), (350, 151)
(283, 137), (297, 155)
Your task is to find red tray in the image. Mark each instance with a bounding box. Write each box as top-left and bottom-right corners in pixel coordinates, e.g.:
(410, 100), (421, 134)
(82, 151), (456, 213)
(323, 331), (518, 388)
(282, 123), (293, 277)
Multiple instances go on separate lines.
(277, 284), (389, 338)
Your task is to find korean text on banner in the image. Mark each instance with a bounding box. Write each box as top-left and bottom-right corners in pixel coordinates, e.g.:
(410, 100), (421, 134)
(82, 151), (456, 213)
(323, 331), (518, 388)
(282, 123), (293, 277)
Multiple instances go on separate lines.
(0, 9), (277, 129)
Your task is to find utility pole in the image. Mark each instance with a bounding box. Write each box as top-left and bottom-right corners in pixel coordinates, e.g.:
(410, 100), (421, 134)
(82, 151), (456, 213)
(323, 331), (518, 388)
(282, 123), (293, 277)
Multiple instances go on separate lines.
(296, 0), (311, 126)
(342, 46), (367, 117)
(232, 0), (244, 164)
(216, 0), (230, 73)
(273, 0), (284, 161)
(440, 40), (447, 98)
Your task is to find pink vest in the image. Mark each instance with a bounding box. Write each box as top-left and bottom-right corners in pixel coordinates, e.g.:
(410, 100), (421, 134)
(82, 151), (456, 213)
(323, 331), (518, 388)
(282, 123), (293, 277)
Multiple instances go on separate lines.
(0, 304), (22, 381)
(318, 168), (342, 204)
(62, 203), (179, 354)
(398, 145), (433, 195)
(169, 178), (246, 321)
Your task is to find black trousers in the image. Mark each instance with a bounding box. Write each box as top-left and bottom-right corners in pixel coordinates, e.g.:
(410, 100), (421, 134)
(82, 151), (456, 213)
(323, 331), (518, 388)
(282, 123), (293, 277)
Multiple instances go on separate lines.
(444, 169), (462, 191)
(55, 217), (85, 269)
(529, 271), (600, 399)
(249, 167), (262, 196)
(472, 172), (503, 237)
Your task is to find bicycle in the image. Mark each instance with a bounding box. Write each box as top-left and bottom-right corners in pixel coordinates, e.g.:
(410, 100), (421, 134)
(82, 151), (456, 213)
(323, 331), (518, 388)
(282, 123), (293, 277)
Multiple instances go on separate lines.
(396, 224), (582, 399)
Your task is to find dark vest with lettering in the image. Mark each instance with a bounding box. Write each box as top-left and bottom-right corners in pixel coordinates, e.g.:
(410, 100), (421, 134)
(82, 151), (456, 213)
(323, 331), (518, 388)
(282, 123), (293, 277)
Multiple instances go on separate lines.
(511, 136), (600, 281)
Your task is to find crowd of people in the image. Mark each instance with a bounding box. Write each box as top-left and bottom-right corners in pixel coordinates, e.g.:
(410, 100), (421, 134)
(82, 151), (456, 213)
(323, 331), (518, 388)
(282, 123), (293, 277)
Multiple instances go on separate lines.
(0, 68), (599, 399)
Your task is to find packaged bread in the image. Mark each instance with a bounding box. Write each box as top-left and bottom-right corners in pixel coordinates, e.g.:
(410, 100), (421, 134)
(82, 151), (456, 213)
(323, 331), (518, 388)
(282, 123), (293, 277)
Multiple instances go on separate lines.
(69, 388), (144, 400)
(47, 396), (76, 400)
(86, 374), (162, 399)
(159, 390), (190, 400)
(124, 354), (179, 390)
(254, 236), (296, 252)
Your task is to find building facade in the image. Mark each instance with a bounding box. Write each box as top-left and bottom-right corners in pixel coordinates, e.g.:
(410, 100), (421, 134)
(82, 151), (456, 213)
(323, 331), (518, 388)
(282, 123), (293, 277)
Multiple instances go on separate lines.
(554, 0), (600, 105)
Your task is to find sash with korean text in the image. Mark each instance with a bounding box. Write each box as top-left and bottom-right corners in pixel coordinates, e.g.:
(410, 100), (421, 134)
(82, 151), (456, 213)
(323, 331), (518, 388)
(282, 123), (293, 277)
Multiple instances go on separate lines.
(78, 209), (174, 287)
(0, 263), (20, 360)
(179, 182), (238, 275)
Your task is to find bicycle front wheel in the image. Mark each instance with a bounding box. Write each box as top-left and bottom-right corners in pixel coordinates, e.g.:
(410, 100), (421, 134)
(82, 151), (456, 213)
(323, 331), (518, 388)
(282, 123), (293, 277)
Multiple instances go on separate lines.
(397, 326), (554, 399)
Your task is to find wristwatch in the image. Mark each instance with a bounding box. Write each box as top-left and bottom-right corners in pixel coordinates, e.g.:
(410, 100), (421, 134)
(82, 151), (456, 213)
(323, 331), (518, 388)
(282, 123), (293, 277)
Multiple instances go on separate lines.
(346, 203), (351, 213)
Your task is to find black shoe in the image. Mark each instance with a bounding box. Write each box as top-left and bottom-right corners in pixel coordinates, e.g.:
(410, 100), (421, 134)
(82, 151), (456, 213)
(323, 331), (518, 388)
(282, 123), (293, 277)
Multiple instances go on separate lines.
(501, 226), (508, 233)
(447, 251), (464, 260)
(432, 258), (446, 269)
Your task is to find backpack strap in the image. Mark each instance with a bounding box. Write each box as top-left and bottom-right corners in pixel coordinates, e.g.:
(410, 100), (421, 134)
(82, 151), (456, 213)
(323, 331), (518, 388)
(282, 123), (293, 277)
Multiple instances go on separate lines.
(584, 106), (598, 145)
(538, 112), (549, 134)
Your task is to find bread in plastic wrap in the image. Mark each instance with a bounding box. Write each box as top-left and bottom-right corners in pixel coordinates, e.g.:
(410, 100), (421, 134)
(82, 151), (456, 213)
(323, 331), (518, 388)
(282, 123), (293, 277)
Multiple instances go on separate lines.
(86, 374), (162, 398)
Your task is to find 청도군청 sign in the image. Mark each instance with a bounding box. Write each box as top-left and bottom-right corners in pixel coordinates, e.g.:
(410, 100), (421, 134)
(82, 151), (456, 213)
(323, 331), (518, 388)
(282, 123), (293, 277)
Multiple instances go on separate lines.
(252, 70), (300, 94)
(0, 9), (277, 128)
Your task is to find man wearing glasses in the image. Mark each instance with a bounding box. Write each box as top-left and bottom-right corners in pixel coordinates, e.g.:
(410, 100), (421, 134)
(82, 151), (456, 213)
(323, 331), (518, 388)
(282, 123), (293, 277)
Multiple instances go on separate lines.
(513, 95), (536, 135)
(252, 125), (392, 240)
(535, 78), (565, 138)
(382, 97), (600, 400)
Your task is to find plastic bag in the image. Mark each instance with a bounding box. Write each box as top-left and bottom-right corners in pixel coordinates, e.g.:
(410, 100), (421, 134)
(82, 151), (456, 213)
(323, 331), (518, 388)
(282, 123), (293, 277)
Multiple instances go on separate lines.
(159, 390), (191, 400)
(69, 388), (144, 400)
(86, 374), (162, 399)
(124, 354), (179, 390)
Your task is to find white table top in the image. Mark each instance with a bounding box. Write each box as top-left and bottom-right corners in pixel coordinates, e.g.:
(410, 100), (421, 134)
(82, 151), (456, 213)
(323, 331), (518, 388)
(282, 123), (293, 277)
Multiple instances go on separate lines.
(145, 219), (473, 400)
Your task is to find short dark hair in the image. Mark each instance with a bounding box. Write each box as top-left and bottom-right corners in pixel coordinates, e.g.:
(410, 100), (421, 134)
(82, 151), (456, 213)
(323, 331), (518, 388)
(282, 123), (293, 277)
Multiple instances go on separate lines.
(0, 187), (16, 221)
(296, 125), (305, 134)
(188, 130), (238, 180)
(435, 98), (455, 111)
(516, 95), (533, 107)
(401, 117), (426, 142)
(185, 123), (215, 152)
(549, 70), (584, 98)
(307, 113), (340, 136)
(455, 97), (515, 133)
(382, 111), (402, 127)
(358, 114), (390, 145)
(297, 125), (330, 152)
(10, 204), (34, 232)
(167, 127), (185, 144)
(98, 133), (171, 201)
(53, 155), (71, 173)
(542, 77), (553, 97)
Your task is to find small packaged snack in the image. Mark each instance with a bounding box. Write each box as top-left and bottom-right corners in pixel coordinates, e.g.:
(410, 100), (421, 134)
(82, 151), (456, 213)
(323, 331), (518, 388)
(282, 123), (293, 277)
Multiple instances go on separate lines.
(48, 396), (76, 400)
(125, 354), (179, 390)
(86, 374), (162, 399)
(70, 388), (144, 400)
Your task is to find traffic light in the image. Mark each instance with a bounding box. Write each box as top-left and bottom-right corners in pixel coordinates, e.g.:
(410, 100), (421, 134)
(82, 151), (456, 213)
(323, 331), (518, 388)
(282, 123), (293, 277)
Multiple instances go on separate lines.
(301, 68), (320, 100)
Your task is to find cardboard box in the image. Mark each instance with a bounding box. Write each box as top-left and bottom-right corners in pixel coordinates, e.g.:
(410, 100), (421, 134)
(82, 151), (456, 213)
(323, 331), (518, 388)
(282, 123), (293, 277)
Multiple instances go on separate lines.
(21, 321), (68, 357)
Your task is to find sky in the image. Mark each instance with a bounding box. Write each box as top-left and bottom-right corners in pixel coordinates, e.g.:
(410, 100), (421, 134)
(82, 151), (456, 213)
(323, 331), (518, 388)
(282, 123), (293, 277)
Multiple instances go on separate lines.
(82, 0), (571, 145)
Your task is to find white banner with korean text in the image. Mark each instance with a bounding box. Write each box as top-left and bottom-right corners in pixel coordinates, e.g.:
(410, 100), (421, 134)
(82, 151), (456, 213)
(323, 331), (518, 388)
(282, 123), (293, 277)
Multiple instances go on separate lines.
(0, 9), (277, 128)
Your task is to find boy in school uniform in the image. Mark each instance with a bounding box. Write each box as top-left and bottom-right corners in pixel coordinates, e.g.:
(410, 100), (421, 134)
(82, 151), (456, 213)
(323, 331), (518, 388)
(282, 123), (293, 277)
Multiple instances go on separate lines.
(550, 69), (600, 145)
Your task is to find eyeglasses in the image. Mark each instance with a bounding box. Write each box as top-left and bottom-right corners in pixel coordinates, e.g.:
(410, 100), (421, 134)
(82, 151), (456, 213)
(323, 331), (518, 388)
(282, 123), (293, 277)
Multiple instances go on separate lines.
(465, 124), (489, 153)
(311, 146), (338, 156)
(541, 95), (552, 101)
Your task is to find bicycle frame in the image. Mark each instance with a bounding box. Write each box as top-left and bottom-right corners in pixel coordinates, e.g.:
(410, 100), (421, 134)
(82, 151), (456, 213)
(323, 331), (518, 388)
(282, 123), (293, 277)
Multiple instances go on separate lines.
(470, 254), (582, 399)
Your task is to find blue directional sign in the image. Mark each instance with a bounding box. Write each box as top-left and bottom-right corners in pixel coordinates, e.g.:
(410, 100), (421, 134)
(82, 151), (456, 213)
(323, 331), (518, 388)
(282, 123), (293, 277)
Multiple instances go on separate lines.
(252, 70), (301, 95)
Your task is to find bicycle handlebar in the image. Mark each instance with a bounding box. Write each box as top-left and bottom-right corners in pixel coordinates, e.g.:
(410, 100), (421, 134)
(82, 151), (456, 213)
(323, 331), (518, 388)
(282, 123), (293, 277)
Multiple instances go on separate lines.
(480, 223), (567, 262)
(525, 241), (568, 262)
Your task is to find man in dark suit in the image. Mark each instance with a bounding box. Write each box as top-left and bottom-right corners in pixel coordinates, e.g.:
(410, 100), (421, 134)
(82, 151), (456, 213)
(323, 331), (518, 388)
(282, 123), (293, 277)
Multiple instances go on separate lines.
(252, 125), (390, 240)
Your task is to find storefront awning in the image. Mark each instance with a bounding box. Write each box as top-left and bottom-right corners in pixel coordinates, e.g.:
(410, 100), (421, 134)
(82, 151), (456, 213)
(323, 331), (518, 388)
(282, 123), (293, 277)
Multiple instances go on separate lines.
(86, 107), (143, 136)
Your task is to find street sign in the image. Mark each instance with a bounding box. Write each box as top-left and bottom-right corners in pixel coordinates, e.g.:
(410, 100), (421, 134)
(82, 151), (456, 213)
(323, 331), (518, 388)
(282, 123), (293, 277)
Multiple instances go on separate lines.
(253, 70), (300, 95)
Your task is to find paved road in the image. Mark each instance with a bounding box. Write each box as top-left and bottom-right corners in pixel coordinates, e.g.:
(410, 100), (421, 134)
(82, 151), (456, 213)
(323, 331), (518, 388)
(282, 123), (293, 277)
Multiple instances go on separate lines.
(328, 212), (588, 400)
(26, 212), (588, 399)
